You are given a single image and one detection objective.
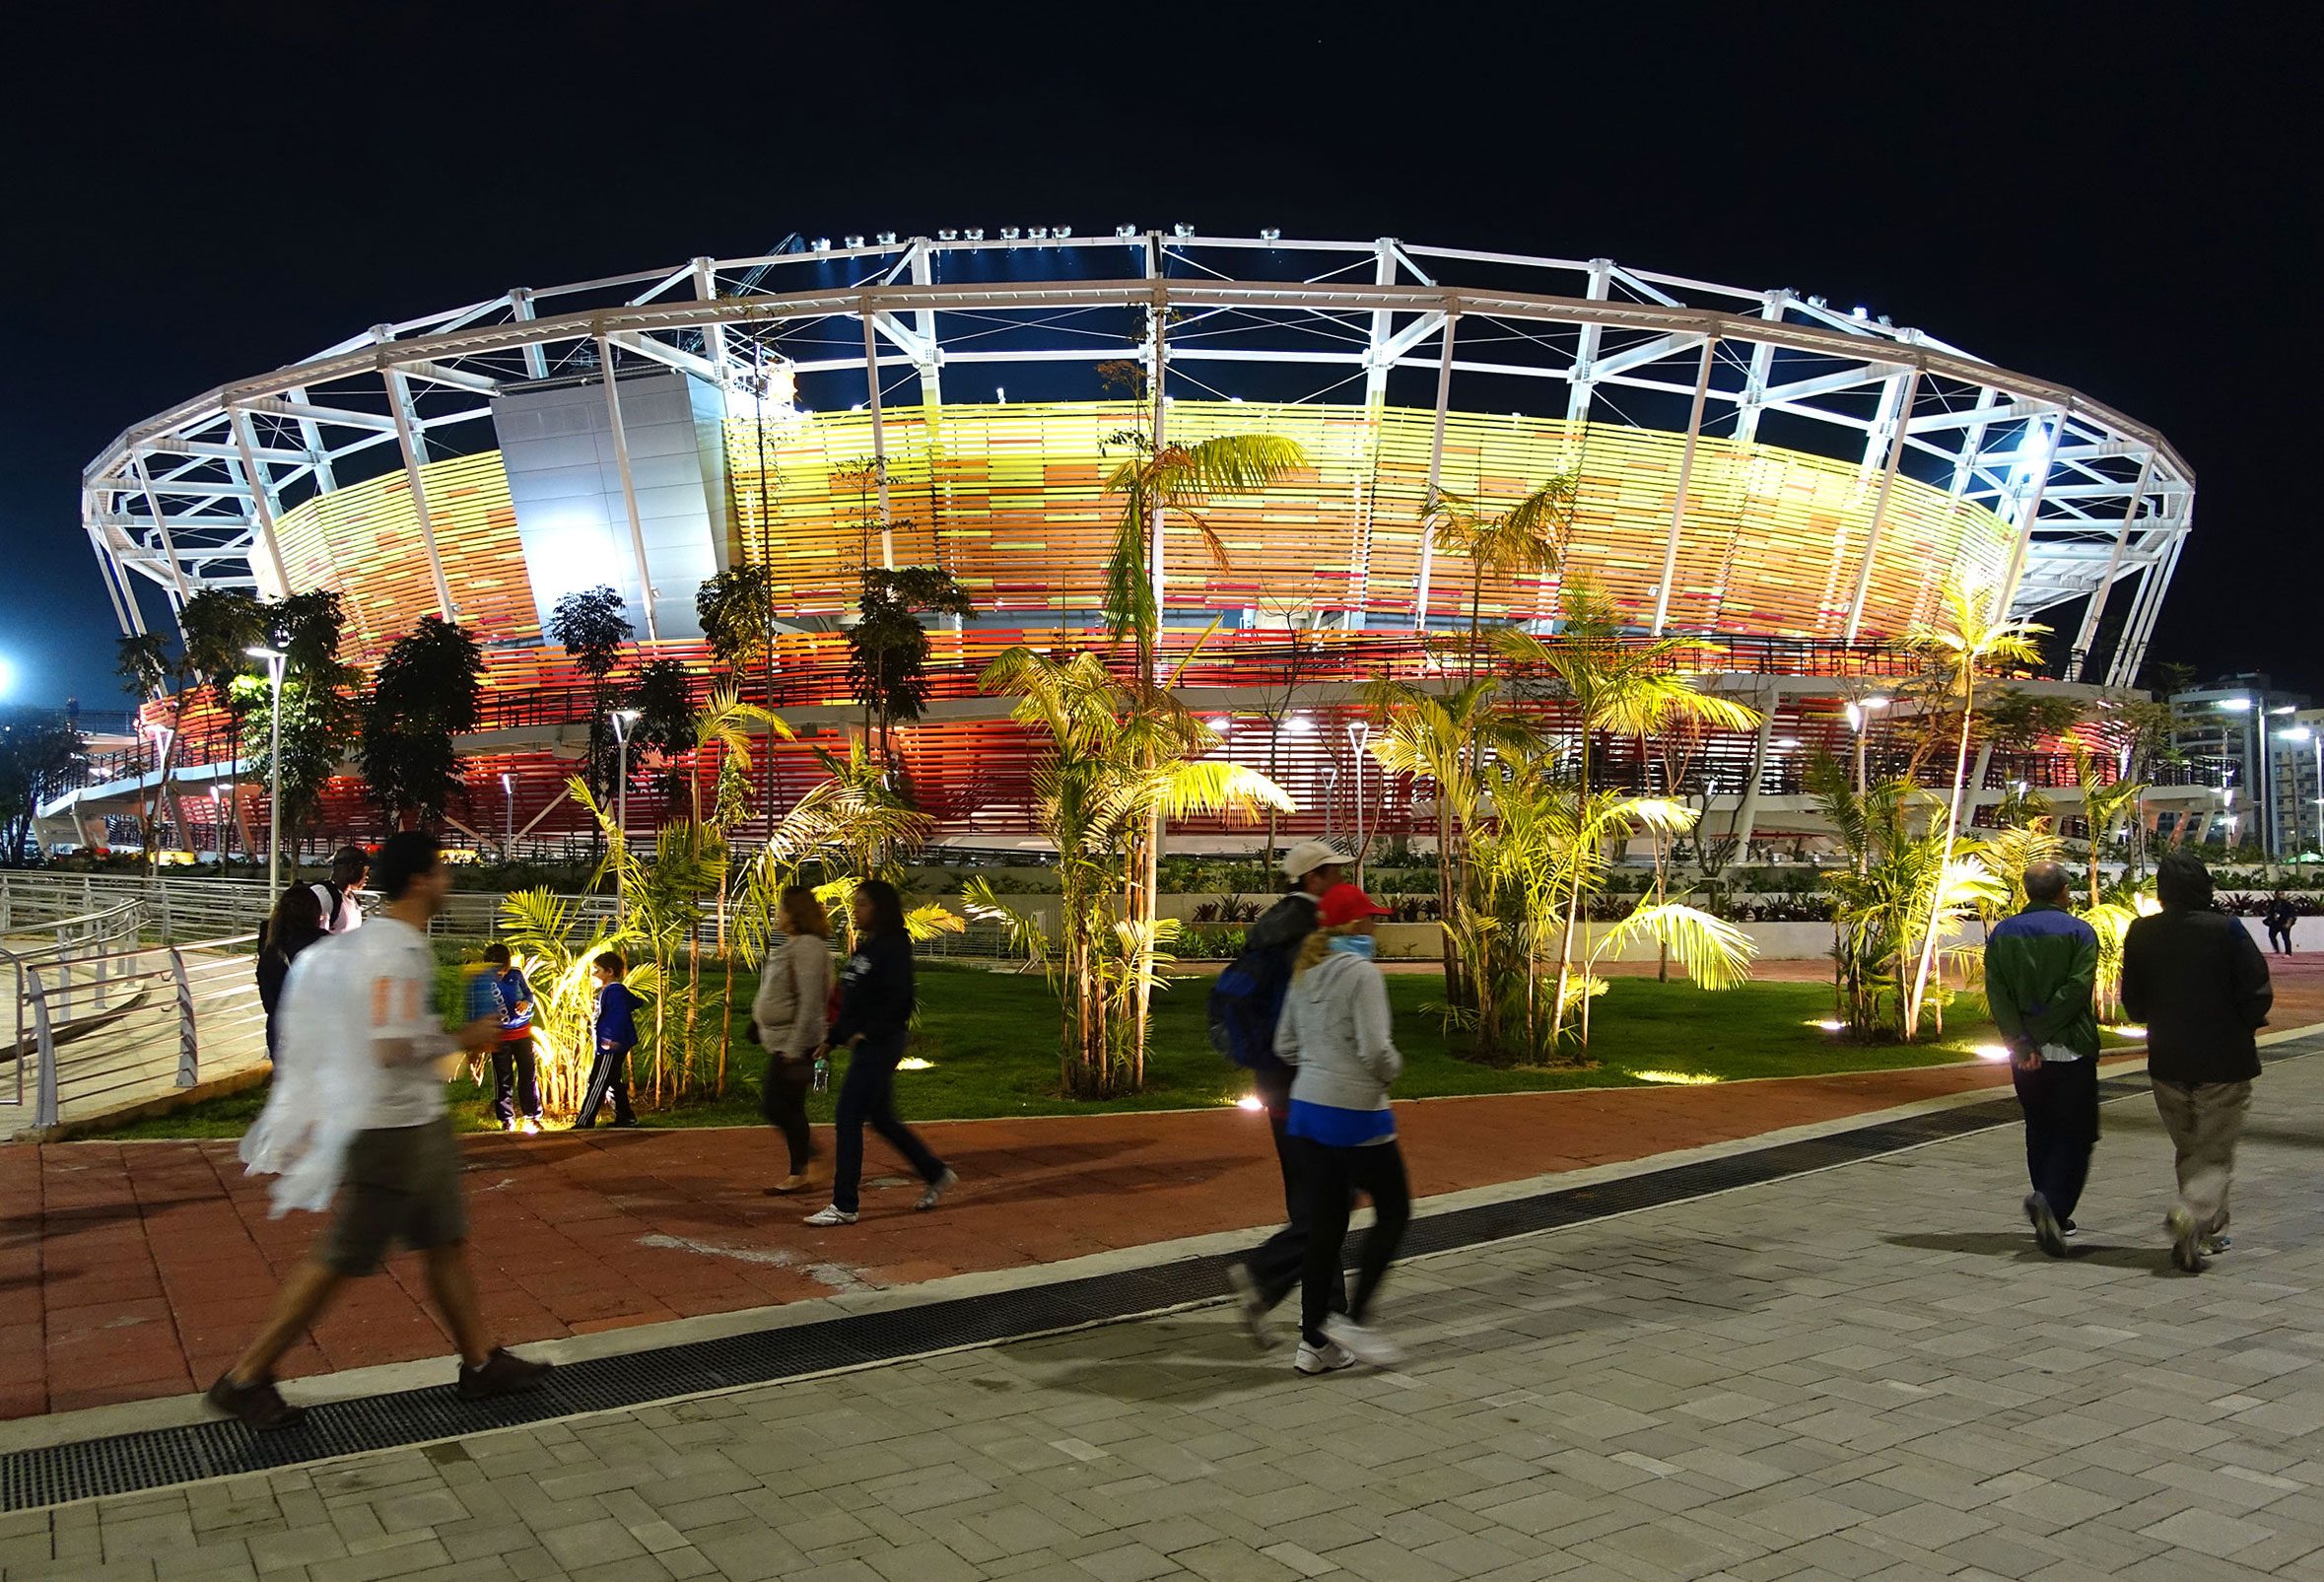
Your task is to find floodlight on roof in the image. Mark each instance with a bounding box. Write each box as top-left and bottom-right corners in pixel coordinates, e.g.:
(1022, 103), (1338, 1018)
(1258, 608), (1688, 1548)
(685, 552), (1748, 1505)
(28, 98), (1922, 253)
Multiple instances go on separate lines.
(844, 234), (865, 249)
(1115, 224), (1137, 239)
(1260, 227), (1281, 242)
(937, 228), (958, 241)
(875, 231), (897, 245)
(1172, 223), (1195, 239)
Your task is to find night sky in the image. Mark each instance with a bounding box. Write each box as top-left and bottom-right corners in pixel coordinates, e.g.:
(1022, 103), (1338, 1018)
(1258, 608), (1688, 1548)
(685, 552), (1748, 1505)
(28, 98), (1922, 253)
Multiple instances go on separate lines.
(1, 3), (2302, 717)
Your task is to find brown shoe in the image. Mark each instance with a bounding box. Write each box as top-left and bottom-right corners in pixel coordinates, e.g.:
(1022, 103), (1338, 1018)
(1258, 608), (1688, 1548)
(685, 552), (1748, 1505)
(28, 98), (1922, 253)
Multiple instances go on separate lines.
(456, 1347), (553, 1402)
(766, 1174), (813, 1195)
(206, 1372), (305, 1431)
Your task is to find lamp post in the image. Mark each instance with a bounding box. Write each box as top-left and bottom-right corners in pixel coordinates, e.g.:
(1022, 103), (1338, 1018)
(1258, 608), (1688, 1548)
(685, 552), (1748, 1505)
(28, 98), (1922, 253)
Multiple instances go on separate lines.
(143, 722), (173, 873)
(609, 710), (641, 919)
(246, 646), (287, 897)
(1843, 694), (1889, 798)
(502, 772), (515, 861)
(1345, 720), (1371, 886)
(210, 786), (226, 871)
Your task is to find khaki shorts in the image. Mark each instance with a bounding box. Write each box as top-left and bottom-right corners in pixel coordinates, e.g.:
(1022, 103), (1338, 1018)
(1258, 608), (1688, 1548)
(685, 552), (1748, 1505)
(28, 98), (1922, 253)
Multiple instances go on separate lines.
(317, 1119), (469, 1275)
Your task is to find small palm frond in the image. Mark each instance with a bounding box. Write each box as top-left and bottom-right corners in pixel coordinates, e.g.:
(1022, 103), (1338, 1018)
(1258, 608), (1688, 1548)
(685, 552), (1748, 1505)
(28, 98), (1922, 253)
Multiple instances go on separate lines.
(1592, 901), (1757, 991)
(961, 876), (1051, 967)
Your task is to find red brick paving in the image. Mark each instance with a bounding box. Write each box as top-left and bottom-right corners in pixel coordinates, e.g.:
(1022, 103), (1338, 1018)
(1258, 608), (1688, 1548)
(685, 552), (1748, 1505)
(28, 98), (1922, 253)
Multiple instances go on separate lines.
(7, 955), (2322, 1422)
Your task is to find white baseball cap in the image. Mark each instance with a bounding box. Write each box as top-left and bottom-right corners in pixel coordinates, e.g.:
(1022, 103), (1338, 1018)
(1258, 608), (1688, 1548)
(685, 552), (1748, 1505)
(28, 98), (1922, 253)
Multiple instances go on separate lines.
(1279, 841), (1349, 880)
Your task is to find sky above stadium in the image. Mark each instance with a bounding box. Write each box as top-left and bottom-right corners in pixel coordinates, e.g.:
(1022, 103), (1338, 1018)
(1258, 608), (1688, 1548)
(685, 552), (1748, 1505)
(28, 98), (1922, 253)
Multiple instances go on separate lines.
(0, 2), (2301, 716)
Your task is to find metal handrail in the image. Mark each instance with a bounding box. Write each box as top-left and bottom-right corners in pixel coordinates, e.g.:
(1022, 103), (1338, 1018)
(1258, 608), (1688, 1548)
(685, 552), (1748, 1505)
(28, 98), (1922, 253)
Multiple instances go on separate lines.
(18, 928), (261, 1132)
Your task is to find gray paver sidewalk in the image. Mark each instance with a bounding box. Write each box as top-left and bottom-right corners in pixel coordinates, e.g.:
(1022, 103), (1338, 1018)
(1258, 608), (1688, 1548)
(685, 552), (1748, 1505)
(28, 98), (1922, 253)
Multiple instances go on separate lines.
(13, 1054), (2324, 1581)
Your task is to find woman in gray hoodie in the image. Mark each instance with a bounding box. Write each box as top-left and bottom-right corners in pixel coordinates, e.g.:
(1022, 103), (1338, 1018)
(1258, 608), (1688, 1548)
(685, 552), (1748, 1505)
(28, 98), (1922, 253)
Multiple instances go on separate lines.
(754, 885), (835, 1194)
(1274, 882), (1409, 1374)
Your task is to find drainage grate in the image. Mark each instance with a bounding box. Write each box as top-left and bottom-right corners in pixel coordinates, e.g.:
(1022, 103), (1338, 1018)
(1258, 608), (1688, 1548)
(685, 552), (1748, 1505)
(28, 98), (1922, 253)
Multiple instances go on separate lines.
(3, 1046), (2299, 1510)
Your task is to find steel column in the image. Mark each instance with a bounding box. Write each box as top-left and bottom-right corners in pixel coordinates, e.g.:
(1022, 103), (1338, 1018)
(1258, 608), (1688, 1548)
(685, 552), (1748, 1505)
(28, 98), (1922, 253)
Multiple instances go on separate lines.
(1998, 416), (2059, 613)
(860, 310), (895, 569)
(1842, 366), (1924, 644)
(2068, 447), (2158, 677)
(128, 453), (193, 603)
(228, 408), (293, 597)
(1651, 338), (1719, 637)
(377, 363), (458, 622)
(1413, 311), (1458, 632)
(595, 336), (661, 643)
(1564, 259), (1612, 422)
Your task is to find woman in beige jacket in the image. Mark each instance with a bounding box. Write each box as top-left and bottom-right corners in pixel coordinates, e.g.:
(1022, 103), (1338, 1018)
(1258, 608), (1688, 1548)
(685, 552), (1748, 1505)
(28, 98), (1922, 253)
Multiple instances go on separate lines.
(754, 885), (835, 1193)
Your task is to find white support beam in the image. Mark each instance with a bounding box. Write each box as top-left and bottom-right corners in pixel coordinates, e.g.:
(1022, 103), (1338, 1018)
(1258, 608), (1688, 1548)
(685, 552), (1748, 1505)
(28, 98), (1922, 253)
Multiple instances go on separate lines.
(2068, 447), (2158, 677)
(691, 257), (729, 381)
(596, 336), (660, 642)
(86, 524), (136, 638)
(228, 408), (293, 598)
(1731, 292), (1788, 443)
(1752, 362), (1901, 410)
(510, 289), (551, 380)
(1651, 339), (1719, 637)
(128, 452), (193, 603)
(235, 394), (398, 434)
(1564, 259), (1612, 422)
(1586, 330), (1709, 384)
(1842, 367), (1923, 644)
(377, 359), (457, 622)
(395, 360), (502, 395)
(908, 241), (942, 405)
(605, 330), (720, 383)
(1414, 312), (1457, 631)
(1363, 239), (1397, 409)
(1998, 415), (2059, 613)
(860, 310), (894, 569)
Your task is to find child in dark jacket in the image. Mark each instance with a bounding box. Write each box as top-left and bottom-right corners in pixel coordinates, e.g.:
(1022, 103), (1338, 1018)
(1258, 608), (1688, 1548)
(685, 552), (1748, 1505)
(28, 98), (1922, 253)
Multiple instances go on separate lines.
(577, 951), (643, 1129)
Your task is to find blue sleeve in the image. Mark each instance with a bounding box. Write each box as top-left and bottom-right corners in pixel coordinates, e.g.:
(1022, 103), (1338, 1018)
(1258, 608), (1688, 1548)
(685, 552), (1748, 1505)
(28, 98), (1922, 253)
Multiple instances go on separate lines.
(509, 969), (530, 1002)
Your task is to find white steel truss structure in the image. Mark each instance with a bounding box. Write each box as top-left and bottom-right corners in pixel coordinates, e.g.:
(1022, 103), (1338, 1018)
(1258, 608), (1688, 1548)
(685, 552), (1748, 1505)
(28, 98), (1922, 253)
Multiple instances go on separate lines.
(83, 233), (2189, 684)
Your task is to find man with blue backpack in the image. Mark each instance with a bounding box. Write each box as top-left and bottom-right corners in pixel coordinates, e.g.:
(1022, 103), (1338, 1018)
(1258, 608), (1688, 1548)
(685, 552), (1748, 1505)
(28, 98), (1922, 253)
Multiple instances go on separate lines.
(1211, 840), (1351, 1345)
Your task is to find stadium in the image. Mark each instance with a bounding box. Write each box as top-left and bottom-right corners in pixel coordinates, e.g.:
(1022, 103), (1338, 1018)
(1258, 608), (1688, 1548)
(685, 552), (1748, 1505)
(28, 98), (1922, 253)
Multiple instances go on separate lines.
(52, 232), (2195, 858)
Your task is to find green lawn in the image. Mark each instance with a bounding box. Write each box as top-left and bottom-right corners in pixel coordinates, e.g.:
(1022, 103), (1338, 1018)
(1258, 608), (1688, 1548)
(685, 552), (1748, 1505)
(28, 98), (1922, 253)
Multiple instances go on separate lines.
(89, 965), (2102, 1141)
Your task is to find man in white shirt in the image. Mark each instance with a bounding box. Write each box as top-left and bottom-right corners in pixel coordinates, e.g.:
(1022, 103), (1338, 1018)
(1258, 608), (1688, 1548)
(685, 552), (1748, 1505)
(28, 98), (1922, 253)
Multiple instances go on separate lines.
(311, 845), (369, 933)
(207, 831), (552, 1431)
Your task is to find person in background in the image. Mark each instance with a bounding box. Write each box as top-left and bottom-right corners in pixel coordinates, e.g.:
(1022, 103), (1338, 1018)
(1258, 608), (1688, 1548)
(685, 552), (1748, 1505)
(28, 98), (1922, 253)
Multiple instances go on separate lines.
(1220, 841), (1349, 1345)
(1276, 882), (1409, 1375)
(2123, 852), (2274, 1272)
(255, 883), (327, 1061)
(755, 885), (834, 1194)
(480, 942), (541, 1135)
(1982, 861), (2101, 1258)
(206, 830), (550, 1431)
(802, 879), (954, 1225)
(577, 951), (642, 1129)
(2264, 893), (2297, 956)
(311, 845), (370, 934)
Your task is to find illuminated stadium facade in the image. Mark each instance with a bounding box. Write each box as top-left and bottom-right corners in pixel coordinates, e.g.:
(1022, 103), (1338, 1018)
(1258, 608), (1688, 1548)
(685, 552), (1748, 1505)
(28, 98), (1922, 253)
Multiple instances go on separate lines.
(64, 233), (2194, 854)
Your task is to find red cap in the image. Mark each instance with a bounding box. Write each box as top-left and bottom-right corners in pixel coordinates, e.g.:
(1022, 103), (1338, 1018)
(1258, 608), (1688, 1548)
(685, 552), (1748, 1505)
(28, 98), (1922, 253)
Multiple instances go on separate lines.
(1316, 882), (1389, 927)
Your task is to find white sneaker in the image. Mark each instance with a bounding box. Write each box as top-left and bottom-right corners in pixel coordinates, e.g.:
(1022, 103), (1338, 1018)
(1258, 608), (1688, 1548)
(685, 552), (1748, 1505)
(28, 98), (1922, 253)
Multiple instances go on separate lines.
(916, 1168), (958, 1211)
(1225, 1263), (1274, 1351)
(803, 1204), (858, 1226)
(1323, 1315), (1406, 1367)
(1294, 1340), (1355, 1375)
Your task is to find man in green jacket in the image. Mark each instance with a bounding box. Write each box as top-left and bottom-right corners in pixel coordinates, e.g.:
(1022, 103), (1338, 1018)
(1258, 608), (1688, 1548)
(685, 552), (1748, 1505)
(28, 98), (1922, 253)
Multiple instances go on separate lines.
(1983, 861), (2101, 1258)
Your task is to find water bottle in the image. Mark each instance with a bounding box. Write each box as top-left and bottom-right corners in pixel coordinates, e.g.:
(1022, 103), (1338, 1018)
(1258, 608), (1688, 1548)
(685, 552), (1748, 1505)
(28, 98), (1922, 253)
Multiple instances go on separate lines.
(812, 1055), (830, 1093)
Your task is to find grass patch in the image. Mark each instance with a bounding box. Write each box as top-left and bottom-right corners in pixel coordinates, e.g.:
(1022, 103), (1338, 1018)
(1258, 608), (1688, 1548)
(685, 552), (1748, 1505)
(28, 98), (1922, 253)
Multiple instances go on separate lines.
(87, 965), (2106, 1140)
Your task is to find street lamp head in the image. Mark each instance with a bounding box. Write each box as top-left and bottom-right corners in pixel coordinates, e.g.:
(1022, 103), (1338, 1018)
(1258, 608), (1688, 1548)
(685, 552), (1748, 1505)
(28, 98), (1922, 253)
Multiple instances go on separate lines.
(1862, 695), (1890, 709)
(244, 645), (285, 661)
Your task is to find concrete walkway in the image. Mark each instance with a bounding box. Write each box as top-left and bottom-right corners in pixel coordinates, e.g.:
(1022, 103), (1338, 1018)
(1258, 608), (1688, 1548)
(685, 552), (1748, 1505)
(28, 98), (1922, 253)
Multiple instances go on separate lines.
(12, 1033), (2324, 1574)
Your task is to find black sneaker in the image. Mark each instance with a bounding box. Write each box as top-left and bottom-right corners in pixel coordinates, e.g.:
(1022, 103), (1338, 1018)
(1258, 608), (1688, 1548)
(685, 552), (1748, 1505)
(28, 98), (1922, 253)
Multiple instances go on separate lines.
(205, 1372), (305, 1432)
(456, 1347), (553, 1402)
(609, 1117), (641, 1130)
(2026, 1194), (2068, 1258)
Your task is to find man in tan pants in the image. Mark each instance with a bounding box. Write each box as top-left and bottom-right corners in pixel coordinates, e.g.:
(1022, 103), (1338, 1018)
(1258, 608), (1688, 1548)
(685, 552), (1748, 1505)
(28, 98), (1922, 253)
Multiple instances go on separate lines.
(2122, 853), (2273, 1273)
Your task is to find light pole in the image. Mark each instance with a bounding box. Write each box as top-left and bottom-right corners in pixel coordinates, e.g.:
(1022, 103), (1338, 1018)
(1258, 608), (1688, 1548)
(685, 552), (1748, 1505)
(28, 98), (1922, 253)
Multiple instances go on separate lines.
(609, 710), (640, 918)
(502, 771), (515, 861)
(143, 722), (173, 873)
(1344, 720), (1371, 886)
(1842, 693), (1888, 797)
(210, 786), (226, 871)
(246, 646), (287, 897)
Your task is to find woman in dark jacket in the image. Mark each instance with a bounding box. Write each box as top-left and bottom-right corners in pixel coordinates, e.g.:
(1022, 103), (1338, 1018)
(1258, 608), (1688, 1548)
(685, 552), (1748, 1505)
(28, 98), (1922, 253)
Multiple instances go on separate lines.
(801, 879), (954, 1225)
(254, 883), (327, 1060)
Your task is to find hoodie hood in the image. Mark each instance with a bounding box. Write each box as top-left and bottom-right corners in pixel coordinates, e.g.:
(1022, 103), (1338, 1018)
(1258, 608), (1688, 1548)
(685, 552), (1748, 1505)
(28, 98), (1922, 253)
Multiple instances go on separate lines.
(2156, 852), (2215, 912)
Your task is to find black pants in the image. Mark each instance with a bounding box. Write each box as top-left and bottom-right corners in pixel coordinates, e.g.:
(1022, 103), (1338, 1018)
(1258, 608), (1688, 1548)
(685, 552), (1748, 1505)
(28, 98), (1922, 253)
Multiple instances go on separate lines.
(2014, 1056), (2098, 1224)
(491, 1037), (540, 1126)
(832, 1034), (944, 1212)
(761, 1051), (814, 1174)
(1300, 1136), (1411, 1345)
(2270, 924), (2294, 955)
(577, 1041), (636, 1128)
(1243, 1068), (1346, 1312)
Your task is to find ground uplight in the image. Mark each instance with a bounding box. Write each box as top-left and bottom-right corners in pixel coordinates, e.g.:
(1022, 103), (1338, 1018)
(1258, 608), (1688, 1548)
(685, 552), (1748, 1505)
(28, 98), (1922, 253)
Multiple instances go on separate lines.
(1974, 1044), (2013, 1063)
(1808, 1018), (1847, 1032)
(897, 1057), (935, 1071)
(1234, 1094), (1265, 1111)
(2113, 1025), (2148, 1039)
(1633, 1069), (1720, 1086)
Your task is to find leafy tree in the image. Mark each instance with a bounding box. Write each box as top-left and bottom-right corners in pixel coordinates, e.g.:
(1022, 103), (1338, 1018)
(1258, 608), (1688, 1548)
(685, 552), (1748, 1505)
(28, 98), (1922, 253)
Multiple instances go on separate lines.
(0, 715), (86, 864)
(177, 589), (267, 859)
(241, 590), (362, 849)
(359, 616), (484, 829)
(113, 632), (175, 862)
(967, 648), (1291, 1097)
(628, 656), (700, 807)
(695, 564), (783, 840)
(547, 585), (634, 817)
(848, 566), (975, 762)
(1422, 480), (1575, 675)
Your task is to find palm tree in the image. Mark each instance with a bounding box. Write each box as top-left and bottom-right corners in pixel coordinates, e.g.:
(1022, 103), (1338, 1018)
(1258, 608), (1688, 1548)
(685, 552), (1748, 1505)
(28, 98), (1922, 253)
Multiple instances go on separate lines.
(1501, 583), (1762, 1040)
(2075, 745), (2145, 904)
(1095, 426), (1306, 1081)
(1423, 478), (1576, 675)
(971, 647), (1290, 1097)
(1901, 574), (2047, 1036)
(694, 564), (784, 844)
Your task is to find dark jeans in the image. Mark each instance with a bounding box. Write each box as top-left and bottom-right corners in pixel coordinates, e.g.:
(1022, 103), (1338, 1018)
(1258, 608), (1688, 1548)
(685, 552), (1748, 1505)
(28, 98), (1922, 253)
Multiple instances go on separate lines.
(1299, 1136), (1411, 1345)
(761, 1050), (815, 1174)
(2013, 1055), (2099, 1224)
(832, 1034), (944, 1212)
(577, 1042), (636, 1128)
(1243, 1068), (1346, 1313)
(491, 1037), (540, 1126)
(2269, 925), (2294, 955)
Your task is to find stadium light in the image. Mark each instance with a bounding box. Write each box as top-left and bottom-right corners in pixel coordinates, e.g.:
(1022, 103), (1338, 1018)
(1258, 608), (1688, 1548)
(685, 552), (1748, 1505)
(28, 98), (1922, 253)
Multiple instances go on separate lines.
(1000, 227), (1022, 241)
(964, 227), (984, 241)
(1261, 227), (1282, 242)
(810, 237), (831, 251)
(936, 228), (958, 241)
(844, 234), (865, 249)
(1115, 224), (1137, 239)
(875, 231), (897, 245)
(1172, 223), (1195, 239)
(1054, 226), (1072, 240)
(0, 655), (13, 699)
